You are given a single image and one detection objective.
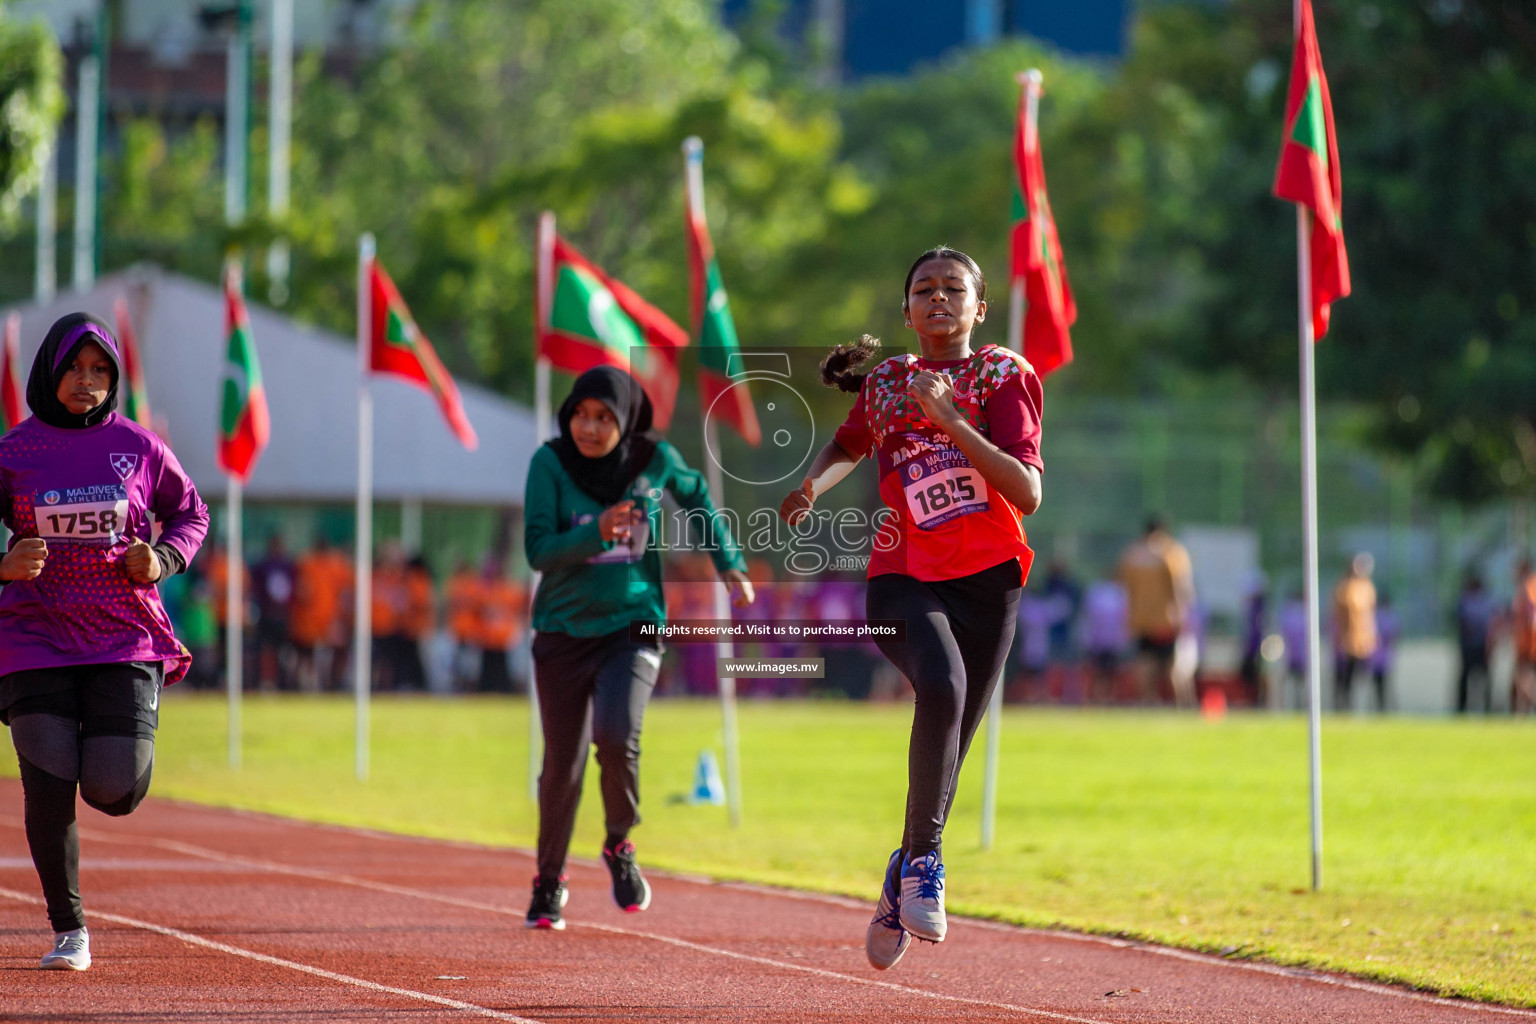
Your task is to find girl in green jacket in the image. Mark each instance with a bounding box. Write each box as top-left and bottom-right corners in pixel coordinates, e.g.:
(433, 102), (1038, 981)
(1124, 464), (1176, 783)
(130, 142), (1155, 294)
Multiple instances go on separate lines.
(523, 366), (753, 929)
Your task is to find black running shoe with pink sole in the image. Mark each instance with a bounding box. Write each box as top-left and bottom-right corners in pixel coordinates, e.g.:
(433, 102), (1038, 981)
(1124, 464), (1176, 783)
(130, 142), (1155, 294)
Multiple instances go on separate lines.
(525, 875), (569, 930)
(602, 840), (652, 912)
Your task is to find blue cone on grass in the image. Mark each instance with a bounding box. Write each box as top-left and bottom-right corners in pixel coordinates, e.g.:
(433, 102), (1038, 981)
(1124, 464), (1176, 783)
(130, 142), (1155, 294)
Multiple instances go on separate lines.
(689, 750), (726, 805)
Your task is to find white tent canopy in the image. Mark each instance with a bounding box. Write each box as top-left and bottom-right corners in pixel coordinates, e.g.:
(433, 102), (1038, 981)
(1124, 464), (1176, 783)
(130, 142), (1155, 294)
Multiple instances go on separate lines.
(7, 265), (537, 504)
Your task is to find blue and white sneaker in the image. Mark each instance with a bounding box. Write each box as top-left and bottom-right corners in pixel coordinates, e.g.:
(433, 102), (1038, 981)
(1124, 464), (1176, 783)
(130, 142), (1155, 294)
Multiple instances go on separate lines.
(898, 851), (946, 942)
(864, 849), (911, 970)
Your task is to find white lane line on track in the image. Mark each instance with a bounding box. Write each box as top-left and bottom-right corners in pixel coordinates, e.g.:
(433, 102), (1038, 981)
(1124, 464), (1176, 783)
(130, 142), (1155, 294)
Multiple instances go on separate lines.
(8, 811), (1536, 1020)
(713, 880), (1536, 1020)
(101, 802), (1536, 1020)
(6, 827), (1112, 1024)
(0, 885), (547, 1024)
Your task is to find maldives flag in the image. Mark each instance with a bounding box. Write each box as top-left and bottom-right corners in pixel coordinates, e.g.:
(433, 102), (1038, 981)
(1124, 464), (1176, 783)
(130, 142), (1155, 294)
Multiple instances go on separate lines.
(367, 259), (478, 449)
(1273, 0), (1350, 340)
(218, 261), (271, 481)
(1010, 73), (1076, 376)
(0, 313), (22, 432)
(113, 295), (152, 427)
(684, 139), (760, 446)
(536, 219), (687, 430)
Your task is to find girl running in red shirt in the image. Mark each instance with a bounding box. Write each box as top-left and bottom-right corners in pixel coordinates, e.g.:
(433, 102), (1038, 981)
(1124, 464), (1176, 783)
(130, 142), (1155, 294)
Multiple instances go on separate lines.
(779, 247), (1043, 971)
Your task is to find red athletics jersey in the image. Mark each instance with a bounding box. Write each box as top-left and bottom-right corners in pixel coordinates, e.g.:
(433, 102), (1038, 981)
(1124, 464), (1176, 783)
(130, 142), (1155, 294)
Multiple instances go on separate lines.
(833, 344), (1042, 583)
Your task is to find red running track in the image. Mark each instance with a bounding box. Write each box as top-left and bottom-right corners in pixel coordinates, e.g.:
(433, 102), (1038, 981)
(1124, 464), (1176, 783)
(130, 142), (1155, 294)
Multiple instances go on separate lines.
(0, 779), (1531, 1024)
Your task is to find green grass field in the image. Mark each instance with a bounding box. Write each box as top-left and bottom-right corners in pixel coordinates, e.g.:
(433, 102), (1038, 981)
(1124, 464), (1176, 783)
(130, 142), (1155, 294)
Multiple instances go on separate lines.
(4, 694), (1534, 1005)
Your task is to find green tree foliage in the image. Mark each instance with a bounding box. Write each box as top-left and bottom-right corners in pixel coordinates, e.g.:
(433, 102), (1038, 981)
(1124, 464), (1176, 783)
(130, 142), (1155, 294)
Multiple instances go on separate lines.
(1124, 0), (1536, 501)
(270, 0), (749, 398)
(0, 9), (63, 225)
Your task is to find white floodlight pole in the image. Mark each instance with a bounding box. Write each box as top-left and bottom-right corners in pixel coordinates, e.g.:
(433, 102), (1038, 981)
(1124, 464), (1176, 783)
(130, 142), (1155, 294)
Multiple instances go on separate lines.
(36, 141), (57, 303)
(72, 54), (99, 289)
(267, 0), (293, 303)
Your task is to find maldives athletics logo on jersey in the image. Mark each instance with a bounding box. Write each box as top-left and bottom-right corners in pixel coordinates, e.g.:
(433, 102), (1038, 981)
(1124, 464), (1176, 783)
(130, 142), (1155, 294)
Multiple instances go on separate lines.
(109, 453), (139, 481)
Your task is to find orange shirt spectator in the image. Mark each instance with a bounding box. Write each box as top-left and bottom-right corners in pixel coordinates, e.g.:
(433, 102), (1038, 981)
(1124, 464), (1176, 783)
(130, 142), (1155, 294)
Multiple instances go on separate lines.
(402, 559), (437, 641)
(446, 566), (484, 644)
(371, 561), (409, 638)
(203, 546), (250, 627)
(290, 541), (352, 647)
(477, 573), (528, 651)
(1512, 564), (1536, 663)
(1332, 572), (1378, 660)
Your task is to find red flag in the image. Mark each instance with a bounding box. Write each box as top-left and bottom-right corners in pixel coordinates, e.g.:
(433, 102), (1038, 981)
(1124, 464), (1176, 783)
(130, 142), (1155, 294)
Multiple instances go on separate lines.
(1273, 0), (1350, 340)
(536, 227), (686, 430)
(368, 259), (478, 450)
(113, 295), (153, 427)
(217, 262), (271, 481)
(685, 139), (760, 446)
(1009, 72), (1076, 376)
(0, 313), (22, 432)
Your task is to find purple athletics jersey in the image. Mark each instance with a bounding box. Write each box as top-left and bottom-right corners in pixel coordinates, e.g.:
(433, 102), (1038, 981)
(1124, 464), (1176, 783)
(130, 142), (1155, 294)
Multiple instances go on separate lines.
(0, 413), (210, 684)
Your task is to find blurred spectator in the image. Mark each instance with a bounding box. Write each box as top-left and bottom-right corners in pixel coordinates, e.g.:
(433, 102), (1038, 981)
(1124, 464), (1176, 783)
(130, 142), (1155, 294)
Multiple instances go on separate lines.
(446, 559), (485, 690)
(289, 536), (353, 692)
(250, 534), (297, 690)
(1238, 575), (1268, 706)
(1453, 570), (1497, 714)
(180, 563), (219, 690)
(1278, 590), (1309, 709)
(398, 554), (435, 691)
(1330, 553), (1378, 711)
(1080, 574), (1129, 704)
(476, 559), (527, 693)
(1042, 560), (1082, 667)
(1117, 516), (1194, 705)
(371, 542), (410, 690)
(202, 543), (250, 687)
(1171, 600), (1202, 709)
(1010, 591), (1053, 702)
(808, 573), (872, 700)
(1369, 589), (1398, 712)
(1510, 558), (1536, 714)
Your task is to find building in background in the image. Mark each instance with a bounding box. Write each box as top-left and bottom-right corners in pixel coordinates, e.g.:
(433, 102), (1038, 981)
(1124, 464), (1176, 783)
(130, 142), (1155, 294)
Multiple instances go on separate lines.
(720, 0), (1127, 80)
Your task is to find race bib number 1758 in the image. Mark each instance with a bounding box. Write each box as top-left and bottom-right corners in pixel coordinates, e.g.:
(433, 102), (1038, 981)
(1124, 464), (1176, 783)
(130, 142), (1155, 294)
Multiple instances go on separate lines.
(35, 485), (130, 545)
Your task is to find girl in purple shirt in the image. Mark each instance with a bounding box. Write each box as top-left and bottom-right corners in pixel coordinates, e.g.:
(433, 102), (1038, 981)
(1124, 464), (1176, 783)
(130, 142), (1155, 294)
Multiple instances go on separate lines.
(0, 313), (209, 971)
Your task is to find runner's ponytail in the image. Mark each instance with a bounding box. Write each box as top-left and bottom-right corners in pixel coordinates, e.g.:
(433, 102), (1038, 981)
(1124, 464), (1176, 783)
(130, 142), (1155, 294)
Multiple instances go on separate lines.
(820, 334), (881, 394)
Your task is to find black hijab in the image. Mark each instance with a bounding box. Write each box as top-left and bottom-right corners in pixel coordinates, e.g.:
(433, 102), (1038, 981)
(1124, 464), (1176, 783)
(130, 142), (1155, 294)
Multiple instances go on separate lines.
(548, 366), (660, 505)
(27, 313), (121, 429)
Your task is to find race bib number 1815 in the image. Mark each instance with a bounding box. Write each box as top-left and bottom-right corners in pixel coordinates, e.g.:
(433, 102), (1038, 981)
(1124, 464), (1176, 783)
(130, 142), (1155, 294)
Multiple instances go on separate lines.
(35, 485), (130, 545)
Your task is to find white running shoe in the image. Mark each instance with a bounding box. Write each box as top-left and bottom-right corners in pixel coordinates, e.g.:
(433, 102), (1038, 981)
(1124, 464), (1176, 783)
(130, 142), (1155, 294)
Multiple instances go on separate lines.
(40, 927), (90, 971)
(898, 851), (946, 943)
(865, 849), (911, 970)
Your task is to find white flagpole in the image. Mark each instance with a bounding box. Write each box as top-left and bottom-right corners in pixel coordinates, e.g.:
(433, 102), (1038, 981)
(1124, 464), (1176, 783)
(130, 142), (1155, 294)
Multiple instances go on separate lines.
(1299, 208), (1323, 892)
(528, 213), (556, 802)
(984, 68), (1042, 850)
(35, 140), (57, 304)
(705, 420), (743, 828)
(686, 137), (744, 827)
(226, 477), (242, 768)
(1291, 0), (1325, 895)
(354, 233), (376, 782)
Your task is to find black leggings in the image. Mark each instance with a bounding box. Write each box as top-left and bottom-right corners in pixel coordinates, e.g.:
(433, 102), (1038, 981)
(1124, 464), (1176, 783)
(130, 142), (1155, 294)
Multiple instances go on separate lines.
(531, 630), (662, 881)
(1, 662), (161, 933)
(867, 560), (1022, 861)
